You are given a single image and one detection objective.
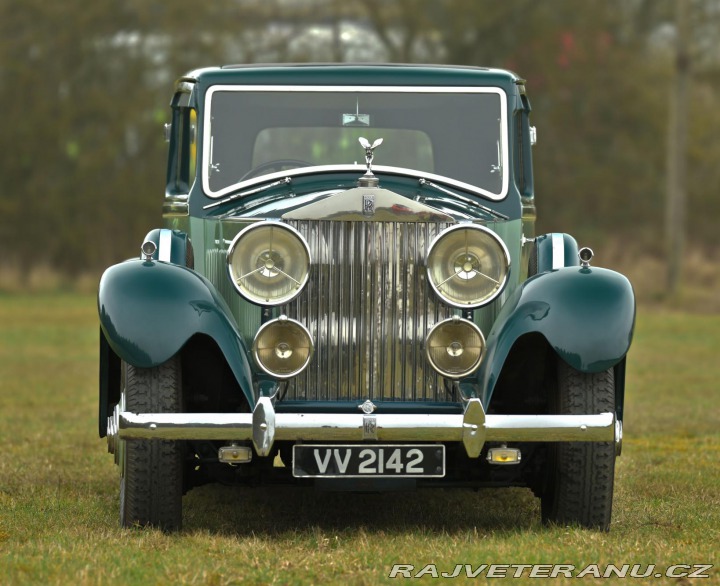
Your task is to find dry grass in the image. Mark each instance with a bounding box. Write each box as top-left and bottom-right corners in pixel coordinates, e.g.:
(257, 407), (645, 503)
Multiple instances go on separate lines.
(0, 294), (718, 585)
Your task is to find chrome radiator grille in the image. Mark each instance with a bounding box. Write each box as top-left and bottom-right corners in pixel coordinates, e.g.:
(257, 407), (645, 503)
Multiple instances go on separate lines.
(282, 220), (454, 402)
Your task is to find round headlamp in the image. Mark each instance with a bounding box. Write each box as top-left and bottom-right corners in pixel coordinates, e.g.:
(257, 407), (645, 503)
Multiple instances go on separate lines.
(425, 317), (485, 379)
(227, 222), (310, 306)
(426, 224), (510, 308)
(253, 316), (314, 379)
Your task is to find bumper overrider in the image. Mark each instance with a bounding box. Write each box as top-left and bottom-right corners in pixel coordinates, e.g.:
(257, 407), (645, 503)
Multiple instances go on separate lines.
(109, 397), (620, 459)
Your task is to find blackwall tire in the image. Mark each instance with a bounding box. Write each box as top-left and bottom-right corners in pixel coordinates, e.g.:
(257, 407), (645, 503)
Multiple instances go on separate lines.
(119, 356), (183, 531)
(541, 361), (616, 530)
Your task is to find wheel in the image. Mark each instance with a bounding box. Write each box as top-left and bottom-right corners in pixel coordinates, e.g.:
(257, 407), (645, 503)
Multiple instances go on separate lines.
(541, 360), (616, 530)
(239, 159), (311, 181)
(119, 356), (184, 531)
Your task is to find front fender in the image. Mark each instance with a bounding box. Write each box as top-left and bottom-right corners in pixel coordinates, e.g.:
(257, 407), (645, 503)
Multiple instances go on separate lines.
(98, 259), (254, 405)
(477, 266), (635, 404)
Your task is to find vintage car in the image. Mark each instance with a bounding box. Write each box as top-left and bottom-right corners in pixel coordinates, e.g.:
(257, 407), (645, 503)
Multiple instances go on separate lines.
(98, 64), (635, 531)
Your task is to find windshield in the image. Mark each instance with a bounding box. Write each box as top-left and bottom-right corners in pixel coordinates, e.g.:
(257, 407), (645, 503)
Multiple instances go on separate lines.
(203, 86), (508, 200)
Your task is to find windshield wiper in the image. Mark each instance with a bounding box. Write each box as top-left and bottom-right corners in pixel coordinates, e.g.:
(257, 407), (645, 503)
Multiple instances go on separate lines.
(203, 177), (293, 210)
(417, 178), (509, 221)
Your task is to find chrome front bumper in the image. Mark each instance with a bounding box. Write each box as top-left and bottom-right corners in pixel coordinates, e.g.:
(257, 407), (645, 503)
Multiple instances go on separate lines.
(110, 397), (619, 459)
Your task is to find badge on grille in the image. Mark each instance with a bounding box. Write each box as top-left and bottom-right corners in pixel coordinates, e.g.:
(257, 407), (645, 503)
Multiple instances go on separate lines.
(363, 415), (378, 439)
(362, 193), (375, 216)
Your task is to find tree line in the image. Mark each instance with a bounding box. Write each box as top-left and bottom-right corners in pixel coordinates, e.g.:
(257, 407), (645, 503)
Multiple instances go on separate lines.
(0, 0), (718, 278)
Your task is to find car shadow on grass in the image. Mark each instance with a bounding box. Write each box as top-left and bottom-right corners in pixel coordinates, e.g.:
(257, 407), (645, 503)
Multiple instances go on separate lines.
(182, 484), (540, 535)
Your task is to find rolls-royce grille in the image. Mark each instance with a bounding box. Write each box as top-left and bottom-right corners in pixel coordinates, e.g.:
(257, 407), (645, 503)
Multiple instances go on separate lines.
(282, 220), (455, 402)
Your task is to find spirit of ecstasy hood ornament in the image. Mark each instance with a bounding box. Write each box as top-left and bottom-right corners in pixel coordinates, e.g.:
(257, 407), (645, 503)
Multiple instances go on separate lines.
(357, 137), (383, 187)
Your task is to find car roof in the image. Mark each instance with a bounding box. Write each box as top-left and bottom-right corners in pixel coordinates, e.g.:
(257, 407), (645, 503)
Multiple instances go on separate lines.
(178, 63), (523, 91)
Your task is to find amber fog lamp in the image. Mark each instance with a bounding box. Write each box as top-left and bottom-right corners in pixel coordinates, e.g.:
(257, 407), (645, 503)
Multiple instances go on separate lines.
(253, 316), (314, 379)
(426, 224), (510, 308)
(227, 222), (310, 306)
(425, 317), (485, 378)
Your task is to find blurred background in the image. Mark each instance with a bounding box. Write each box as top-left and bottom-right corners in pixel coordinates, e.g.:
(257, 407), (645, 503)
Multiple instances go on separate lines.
(1, 0), (718, 307)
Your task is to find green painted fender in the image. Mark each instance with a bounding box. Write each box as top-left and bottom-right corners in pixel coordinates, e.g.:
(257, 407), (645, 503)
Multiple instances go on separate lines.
(477, 265), (635, 405)
(98, 259), (255, 406)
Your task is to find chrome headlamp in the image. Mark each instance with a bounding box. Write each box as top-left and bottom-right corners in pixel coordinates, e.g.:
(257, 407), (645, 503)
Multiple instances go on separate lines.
(227, 222), (310, 306)
(425, 316), (485, 379)
(426, 224), (510, 308)
(253, 316), (314, 379)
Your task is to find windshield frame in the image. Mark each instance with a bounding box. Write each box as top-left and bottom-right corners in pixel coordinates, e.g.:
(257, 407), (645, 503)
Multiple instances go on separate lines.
(202, 85), (509, 201)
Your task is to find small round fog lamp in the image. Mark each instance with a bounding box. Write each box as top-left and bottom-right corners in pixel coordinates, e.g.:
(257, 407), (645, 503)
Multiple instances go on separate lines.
(253, 316), (314, 379)
(425, 317), (485, 379)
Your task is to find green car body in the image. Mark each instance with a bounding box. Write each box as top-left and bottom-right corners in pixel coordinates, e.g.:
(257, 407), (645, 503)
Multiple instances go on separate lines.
(99, 64), (635, 531)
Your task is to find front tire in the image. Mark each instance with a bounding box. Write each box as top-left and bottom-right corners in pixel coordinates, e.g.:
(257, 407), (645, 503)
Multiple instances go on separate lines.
(119, 357), (184, 531)
(541, 360), (616, 530)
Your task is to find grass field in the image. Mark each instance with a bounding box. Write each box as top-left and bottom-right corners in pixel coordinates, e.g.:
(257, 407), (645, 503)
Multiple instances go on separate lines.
(0, 293), (718, 585)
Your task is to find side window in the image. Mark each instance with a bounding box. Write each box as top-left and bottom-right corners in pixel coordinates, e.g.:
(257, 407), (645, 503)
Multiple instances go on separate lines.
(188, 109), (197, 180)
(166, 89), (197, 195)
(516, 94), (534, 198)
(514, 110), (525, 194)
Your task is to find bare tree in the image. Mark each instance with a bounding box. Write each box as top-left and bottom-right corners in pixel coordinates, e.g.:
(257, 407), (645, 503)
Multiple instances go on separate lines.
(665, 1), (690, 295)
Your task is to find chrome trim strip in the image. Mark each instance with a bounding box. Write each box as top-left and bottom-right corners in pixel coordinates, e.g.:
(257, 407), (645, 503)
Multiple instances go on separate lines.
(204, 164), (505, 204)
(551, 233), (564, 269)
(203, 177), (292, 210)
(202, 85), (509, 201)
(158, 229), (172, 262)
(119, 411), (463, 444)
(418, 178), (509, 220)
(162, 195), (189, 216)
(116, 398), (616, 459)
(485, 413), (615, 442)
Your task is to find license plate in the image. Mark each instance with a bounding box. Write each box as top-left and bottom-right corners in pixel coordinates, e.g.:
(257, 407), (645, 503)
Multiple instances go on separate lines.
(292, 444), (445, 478)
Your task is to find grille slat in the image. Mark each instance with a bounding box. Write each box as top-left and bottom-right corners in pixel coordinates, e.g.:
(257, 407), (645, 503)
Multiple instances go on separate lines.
(284, 220), (453, 403)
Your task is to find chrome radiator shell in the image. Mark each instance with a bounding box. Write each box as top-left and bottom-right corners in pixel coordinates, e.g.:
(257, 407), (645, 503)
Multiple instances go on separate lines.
(282, 220), (455, 402)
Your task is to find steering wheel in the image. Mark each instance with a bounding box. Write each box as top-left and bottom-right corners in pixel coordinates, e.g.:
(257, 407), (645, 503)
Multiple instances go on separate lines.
(239, 159), (312, 181)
